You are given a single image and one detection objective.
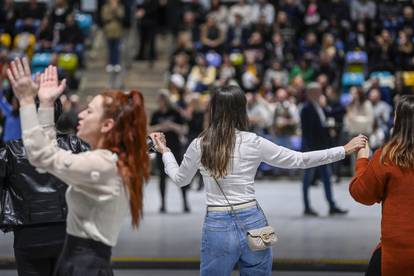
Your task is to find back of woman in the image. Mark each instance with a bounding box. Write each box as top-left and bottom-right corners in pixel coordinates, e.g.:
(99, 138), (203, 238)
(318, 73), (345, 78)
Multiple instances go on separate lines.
(350, 95), (414, 276)
(153, 85), (366, 275)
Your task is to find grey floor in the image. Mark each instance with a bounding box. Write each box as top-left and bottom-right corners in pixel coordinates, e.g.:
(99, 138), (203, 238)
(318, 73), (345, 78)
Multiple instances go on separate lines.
(0, 177), (379, 274)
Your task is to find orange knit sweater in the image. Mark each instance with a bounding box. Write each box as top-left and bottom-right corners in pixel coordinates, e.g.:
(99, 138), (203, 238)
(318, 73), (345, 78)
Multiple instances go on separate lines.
(350, 149), (414, 276)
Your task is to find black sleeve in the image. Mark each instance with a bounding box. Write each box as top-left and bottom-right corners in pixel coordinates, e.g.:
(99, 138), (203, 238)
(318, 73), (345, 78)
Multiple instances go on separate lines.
(150, 112), (158, 126)
(0, 146), (9, 192)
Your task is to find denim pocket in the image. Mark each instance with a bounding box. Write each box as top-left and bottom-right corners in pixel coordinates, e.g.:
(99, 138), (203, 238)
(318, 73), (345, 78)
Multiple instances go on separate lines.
(201, 218), (232, 257)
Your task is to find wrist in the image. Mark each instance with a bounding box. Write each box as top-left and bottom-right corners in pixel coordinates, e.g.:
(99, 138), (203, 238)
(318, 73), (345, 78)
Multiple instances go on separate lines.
(161, 147), (171, 154)
(19, 97), (35, 106)
(39, 100), (55, 108)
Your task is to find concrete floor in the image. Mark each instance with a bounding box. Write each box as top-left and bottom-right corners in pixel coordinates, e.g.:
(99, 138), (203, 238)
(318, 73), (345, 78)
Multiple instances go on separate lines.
(0, 177), (380, 274)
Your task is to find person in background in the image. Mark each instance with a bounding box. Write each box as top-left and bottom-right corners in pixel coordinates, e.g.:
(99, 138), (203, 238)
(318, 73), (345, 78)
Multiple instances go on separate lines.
(101, 0), (124, 73)
(301, 82), (349, 217)
(0, 89), (21, 142)
(149, 90), (190, 213)
(350, 95), (414, 276)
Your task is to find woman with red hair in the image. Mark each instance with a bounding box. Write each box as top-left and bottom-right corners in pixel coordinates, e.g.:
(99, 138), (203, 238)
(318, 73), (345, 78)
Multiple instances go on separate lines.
(7, 57), (150, 276)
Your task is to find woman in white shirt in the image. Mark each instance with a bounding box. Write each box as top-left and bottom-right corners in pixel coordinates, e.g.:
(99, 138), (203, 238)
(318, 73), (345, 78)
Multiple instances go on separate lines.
(7, 58), (150, 276)
(151, 85), (367, 275)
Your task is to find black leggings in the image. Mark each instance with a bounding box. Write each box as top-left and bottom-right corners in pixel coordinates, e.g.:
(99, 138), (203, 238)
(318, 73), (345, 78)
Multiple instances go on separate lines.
(366, 247), (381, 276)
(14, 245), (63, 276)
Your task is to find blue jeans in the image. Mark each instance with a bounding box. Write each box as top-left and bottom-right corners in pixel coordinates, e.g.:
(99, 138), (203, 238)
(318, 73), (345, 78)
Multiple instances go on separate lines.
(302, 165), (335, 210)
(200, 206), (272, 276)
(107, 39), (121, 65)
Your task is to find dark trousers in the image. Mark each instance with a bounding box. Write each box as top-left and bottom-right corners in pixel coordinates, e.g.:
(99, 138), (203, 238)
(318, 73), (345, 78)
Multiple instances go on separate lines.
(137, 24), (156, 60)
(303, 165), (335, 210)
(14, 244), (63, 276)
(366, 247), (381, 276)
(54, 234), (113, 276)
(156, 153), (189, 210)
(106, 39), (121, 65)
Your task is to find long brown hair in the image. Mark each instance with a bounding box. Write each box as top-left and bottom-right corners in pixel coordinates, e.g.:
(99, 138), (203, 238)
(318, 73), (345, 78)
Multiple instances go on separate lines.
(381, 95), (414, 169)
(101, 90), (150, 227)
(200, 86), (248, 178)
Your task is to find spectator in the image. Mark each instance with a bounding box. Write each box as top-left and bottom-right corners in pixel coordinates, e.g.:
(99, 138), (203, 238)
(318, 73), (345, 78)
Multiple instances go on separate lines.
(368, 88), (392, 134)
(0, 90), (21, 142)
(209, 0), (228, 31)
(395, 30), (414, 70)
(101, 0), (125, 73)
(49, 0), (73, 29)
(149, 90), (190, 213)
(344, 86), (375, 137)
(272, 87), (299, 149)
(251, 0), (275, 27)
(56, 14), (85, 65)
(200, 14), (226, 53)
(226, 12), (250, 51)
(134, 0), (160, 62)
(301, 82), (348, 216)
(35, 17), (55, 51)
(228, 0), (253, 27)
(187, 54), (216, 93)
(350, 0), (377, 22)
(264, 59), (289, 92)
(0, 0), (17, 35)
(303, 0), (322, 29)
(16, 0), (45, 34)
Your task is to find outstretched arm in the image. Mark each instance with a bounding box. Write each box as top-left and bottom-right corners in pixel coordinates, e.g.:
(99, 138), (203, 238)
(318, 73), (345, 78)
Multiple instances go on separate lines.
(259, 134), (367, 169)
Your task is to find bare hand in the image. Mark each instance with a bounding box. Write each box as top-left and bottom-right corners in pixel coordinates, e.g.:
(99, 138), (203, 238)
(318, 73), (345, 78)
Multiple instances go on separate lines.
(149, 132), (170, 154)
(7, 57), (38, 105)
(357, 141), (370, 159)
(38, 65), (66, 107)
(343, 134), (368, 155)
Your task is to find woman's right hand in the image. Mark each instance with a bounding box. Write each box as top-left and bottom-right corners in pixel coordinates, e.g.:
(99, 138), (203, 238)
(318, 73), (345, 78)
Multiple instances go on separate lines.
(38, 65), (66, 107)
(150, 132), (170, 154)
(343, 134), (368, 155)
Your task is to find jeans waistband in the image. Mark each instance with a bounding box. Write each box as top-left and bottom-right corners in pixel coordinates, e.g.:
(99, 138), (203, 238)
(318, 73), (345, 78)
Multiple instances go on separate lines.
(207, 200), (257, 212)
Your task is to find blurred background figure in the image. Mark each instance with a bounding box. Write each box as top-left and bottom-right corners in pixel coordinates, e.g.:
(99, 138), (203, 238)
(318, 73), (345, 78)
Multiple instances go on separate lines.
(149, 90), (190, 213)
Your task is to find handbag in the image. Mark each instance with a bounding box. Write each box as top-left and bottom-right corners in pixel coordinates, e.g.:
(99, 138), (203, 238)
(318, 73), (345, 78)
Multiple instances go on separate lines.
(212, 178), (278, 251)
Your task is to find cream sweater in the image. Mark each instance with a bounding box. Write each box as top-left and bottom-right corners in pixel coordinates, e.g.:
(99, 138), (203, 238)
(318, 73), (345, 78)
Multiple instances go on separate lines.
(20, 105), (129, 246)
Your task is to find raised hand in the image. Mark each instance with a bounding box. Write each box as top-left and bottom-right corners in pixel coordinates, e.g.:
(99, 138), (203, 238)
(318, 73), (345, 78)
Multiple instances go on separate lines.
(149, 132), (169, 154)
(38, 65), (66, 107)
(6, 57), (39, 105)
(344, 134), (368, 155)
(357, 141), (370, 159)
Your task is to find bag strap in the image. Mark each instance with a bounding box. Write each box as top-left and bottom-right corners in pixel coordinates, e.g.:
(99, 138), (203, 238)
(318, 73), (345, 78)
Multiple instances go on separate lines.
(212, 177), (269, 227)
(212, 177), (246, 232)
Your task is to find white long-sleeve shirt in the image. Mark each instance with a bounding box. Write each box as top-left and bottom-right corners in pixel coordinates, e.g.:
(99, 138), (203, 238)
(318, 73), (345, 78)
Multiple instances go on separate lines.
(163, 131), (345, 206)
(20, 105), (129, 247)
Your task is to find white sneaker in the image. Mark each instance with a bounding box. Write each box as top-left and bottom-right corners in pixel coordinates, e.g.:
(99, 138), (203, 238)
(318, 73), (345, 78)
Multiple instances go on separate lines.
(113, 64), (122, 73)
(106, 64), (114, 73)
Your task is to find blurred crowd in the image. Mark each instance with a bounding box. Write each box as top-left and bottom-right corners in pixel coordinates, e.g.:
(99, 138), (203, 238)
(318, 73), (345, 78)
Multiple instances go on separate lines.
(148, 0), (414, 178)
(0, 0), (93, 144)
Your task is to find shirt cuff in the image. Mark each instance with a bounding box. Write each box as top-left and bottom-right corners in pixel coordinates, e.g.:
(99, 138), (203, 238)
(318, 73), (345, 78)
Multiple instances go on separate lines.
(162, 151), (176, 164)
(38, 107), (54, 126)
(334, 146), (346, 160)
(20, 104), (40, 131)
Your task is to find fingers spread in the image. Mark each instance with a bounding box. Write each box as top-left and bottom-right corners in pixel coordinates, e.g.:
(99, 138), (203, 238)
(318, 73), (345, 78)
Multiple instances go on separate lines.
(22, 57), (32, 76)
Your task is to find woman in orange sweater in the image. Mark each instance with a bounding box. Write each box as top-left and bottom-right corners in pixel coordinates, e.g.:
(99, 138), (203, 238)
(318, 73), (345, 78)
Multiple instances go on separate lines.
(350, 95), (414, 276)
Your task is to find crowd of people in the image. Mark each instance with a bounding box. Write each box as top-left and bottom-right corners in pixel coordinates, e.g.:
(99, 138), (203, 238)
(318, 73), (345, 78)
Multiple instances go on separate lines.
(149, 0), (414, 179)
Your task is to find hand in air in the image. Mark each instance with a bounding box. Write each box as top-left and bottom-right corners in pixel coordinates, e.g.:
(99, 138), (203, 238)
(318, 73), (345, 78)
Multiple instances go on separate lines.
(38, 65), (66, 106)
(7, 57), (39, 105)
(150, 132), (169, 154)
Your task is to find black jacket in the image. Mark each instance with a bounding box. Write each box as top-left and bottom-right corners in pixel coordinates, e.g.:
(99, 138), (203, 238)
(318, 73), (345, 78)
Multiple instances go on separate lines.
(300, 101), (332, 151)
(0, 134), (89, 233)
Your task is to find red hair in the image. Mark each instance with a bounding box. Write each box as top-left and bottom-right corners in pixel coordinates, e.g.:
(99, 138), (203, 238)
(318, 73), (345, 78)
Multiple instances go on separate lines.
(100, 90), (149, 227)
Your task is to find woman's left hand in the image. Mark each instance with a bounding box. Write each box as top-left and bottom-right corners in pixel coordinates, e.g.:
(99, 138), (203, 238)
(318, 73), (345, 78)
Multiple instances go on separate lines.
(150, 132), (170, 154)
(38, 65), (66, 107)
(7, 57), (39, 105)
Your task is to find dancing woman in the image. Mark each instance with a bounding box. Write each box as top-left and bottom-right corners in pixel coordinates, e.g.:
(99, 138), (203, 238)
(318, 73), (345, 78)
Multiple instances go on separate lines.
(151, 85), (367, 275)
(7, 57), (149, 276)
